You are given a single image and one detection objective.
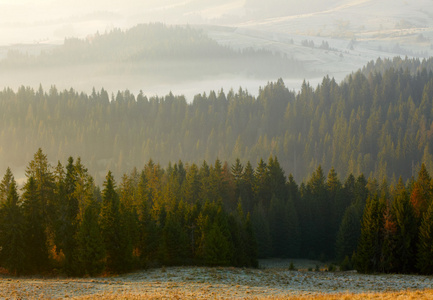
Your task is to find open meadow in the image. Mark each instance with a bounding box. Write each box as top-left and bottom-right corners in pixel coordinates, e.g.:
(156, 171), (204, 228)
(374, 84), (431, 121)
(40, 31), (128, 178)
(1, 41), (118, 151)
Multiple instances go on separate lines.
(1, 259), (433, 299)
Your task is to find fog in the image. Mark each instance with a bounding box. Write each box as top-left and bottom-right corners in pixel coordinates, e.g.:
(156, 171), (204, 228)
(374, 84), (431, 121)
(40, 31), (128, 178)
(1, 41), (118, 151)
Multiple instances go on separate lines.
(0, 0), (433, 99)
(0, 0), (244, 45)
(1, 0), (433, 184)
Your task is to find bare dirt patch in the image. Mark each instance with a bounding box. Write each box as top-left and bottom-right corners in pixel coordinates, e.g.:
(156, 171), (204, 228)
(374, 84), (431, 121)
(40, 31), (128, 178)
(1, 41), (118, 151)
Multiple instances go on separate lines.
(1, 259), (432, 299)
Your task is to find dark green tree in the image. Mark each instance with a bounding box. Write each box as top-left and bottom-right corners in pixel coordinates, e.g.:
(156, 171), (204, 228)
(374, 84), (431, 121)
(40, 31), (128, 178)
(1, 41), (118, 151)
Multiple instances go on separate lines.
(251, 201), (272, 258)
(159, 210), (188, 265)
(356, 195), (382, 273)
(22, 176), (50, 273)
(76, 201), (105, 276)
(100, 171), (132, 273)
(335, 202), (364, 261)
(0, 179), (26, 275)
(392, 187), (418, 273)
(417, 200), (433, 274)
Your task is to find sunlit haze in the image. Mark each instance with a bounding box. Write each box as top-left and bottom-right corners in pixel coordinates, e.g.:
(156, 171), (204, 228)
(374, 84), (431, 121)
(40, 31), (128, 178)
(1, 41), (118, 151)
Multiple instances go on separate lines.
(0, 0), (432, 97)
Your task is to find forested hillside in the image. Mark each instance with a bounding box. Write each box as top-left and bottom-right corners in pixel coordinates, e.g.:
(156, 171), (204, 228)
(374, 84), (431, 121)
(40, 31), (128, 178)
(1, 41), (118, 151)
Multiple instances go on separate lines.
(1, 57), (433, 185)
(0, 23), (304, 81)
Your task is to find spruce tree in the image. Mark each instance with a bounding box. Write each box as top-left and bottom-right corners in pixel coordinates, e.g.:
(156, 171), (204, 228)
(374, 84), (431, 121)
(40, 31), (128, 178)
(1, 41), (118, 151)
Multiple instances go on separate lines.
(61, 157), (80, 275)
(119, 173), (140, 263)
(204, 222), (230, 266)
(25, 148), (55, 230)
(76, 201), (105, 276)
(100, 171), (132, 273)
(417, 200), (433, 274)
(244, 213), (258, 267)
(392, 187), (418, 273)
(137, 170), (159, 266)
(410, 163), (432, 219)
(241, 161), (255, 214)
(356, 195), (382, 273)
(380, 199), (398, 273)
(159, 211), (188, 265)
(0, 179), (26, 275)
(251, 201), (272, 258)
(0, 167), (14, 204)
(22, 176), (50, 273)
(335, 202), (363, 261)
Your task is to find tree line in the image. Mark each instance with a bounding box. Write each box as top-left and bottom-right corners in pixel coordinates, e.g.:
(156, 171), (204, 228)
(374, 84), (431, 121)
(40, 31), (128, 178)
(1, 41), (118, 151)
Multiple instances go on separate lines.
(0, 149), (259, 276)
(2, 149), (433, 276)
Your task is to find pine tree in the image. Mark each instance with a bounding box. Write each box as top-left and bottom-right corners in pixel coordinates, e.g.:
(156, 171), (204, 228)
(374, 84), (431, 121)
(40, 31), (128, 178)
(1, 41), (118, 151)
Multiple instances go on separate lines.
(119, 173), (140, 262)
(137, 170), (159, 266)
(159, 210), (188, 265)
(231, 158), (244, 201)
(0, 179), (26, 275)
(417, 200), (433, 274)
(22, 176), (50, 273)
(380, 203), (397, 272)
(269, 195), (298, 258)
(76, 201), (105, 276)
(306, 165), (332, 259)
(356, 195), (382, 273)
(410, 163), (432, 219)
(61, 157), (80, 275)
(182, 163), (201, 204)
(327, 167), (343, 256)
(0, 167), (14, 204)
(244, 213), (258, 267)
(100, 171), (132, 273)
(392, 187), (418, 273)
(254, 159), (270, 208)
(204, 222), (230, 266)
(25, 148), (55, 230)
(335, 202), (363, 261)
(251, 201), (272, 258)
(241, 161), (255, 214)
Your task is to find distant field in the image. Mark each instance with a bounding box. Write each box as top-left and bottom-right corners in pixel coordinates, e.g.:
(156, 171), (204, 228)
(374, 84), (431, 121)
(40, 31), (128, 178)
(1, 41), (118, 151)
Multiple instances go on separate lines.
(1, 259), (433, 299)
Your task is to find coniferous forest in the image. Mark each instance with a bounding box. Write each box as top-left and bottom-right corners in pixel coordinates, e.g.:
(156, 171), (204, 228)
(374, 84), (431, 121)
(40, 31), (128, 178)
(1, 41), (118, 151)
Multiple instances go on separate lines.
(2, 57), (433, 275)
(2, 149), (433, 276)
(2, 57), (433, 185)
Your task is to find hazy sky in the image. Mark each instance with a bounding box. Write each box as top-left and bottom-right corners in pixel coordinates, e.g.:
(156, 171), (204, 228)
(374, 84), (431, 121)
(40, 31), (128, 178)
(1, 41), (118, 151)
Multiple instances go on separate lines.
(0, 0), (249, 45)
(0, 0), (344, 45)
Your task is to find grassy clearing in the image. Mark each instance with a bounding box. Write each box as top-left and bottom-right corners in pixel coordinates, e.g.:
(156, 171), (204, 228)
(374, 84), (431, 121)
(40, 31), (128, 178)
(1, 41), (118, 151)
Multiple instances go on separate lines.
(1, 261), (432, 299)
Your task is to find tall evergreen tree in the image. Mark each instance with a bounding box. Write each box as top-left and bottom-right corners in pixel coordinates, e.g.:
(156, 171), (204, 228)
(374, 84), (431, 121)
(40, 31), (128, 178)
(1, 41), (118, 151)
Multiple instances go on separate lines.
(25, 148), (55, 229)
(100, 171), (132, 273)
(241, 161), (255, 214)
(0, 179), (26, 275)
(76, 200), (105, 276)
(417, 200), (433, 274)
(251, 201), (272, 258)
(410, 163), (432, 219)
(335, 202), (364, 261)
(356, 195), (382, 273)
(0, 167), (14, 204)
(60, 157), (80, 275)
(22, 176), (50, 273)
(159, 210), (188, 265)
(392, 186), (418, 273)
